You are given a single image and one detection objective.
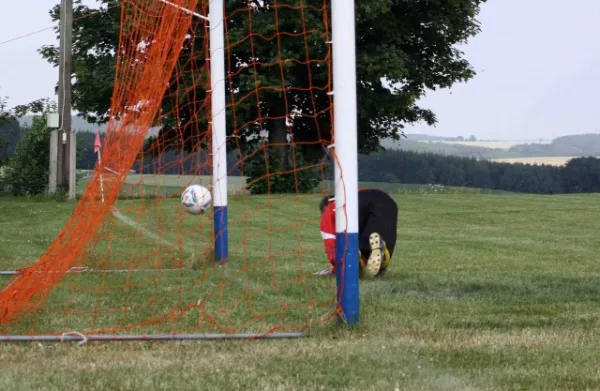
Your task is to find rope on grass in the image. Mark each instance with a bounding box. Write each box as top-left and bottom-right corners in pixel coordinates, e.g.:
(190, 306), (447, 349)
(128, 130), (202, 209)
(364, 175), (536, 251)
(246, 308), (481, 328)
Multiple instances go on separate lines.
(61, 331), (88, 347)
(0, 332), (308, 343)
(0, 267), (193, 276)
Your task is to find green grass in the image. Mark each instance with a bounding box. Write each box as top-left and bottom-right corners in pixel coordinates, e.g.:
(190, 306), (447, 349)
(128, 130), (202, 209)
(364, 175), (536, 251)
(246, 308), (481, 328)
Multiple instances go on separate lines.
(76, 174), (249, 198)
(1, 190), (600, 390)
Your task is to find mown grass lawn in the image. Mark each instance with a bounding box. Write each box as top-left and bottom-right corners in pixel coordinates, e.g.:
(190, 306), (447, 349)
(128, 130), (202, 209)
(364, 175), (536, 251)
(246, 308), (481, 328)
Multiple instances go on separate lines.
(1, 190), (600, 390)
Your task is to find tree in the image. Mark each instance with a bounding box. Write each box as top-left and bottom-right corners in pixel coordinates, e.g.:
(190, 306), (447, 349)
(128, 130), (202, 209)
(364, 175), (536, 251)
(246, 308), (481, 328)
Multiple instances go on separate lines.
(0, 89), (18, 164)
(0, 118), (21, 166)
(39, 0), (487, 192)
(562, 157), (600, 194)
(0, 116), (51, 196)
(0, 90), (11, 125)
(0, 99), (56, 196)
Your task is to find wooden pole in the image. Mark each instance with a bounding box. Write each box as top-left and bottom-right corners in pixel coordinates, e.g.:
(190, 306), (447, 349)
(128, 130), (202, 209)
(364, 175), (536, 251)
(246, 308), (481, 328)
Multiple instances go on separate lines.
(56, 0), (74, 199)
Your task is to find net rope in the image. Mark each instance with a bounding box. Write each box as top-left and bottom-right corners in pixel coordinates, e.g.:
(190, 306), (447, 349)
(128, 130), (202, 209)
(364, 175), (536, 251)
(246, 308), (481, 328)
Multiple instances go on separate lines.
(0, 0), (348, 337)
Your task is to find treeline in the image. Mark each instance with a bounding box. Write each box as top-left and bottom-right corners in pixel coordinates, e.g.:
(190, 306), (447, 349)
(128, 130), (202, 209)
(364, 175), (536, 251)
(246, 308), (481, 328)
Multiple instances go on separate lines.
(0, 119), (21, 164)
(4, 129), (600, 196)
(359, 149), (600, 194)
(76, 132), (600, 195)
(382, 138), (523, 159)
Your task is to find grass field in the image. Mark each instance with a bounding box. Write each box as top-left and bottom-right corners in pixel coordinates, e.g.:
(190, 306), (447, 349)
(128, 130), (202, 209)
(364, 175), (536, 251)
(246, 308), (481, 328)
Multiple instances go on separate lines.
(491, 156), (576, 166)
(2, 189), (600, 390)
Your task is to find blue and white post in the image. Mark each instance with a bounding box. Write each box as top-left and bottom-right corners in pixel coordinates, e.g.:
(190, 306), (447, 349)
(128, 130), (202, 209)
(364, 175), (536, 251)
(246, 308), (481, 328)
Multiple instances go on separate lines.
(209, 0), (228, 263)
(331, 0), (360, 325)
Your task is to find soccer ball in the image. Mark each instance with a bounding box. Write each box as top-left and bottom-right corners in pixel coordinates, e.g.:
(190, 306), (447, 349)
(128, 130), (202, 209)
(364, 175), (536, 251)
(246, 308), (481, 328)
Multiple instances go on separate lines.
(181, 184), (212, 215)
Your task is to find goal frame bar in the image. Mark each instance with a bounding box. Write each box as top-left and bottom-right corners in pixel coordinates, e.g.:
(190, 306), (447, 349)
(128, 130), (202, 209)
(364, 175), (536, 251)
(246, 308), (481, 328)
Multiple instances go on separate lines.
(0, 332), (306, 344)
(331, 0), (360, 326)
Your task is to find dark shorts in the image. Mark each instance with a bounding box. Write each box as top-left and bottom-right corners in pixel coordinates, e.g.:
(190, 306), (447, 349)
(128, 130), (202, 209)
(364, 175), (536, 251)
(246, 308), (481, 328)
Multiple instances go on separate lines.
(357, 189), (398, 259)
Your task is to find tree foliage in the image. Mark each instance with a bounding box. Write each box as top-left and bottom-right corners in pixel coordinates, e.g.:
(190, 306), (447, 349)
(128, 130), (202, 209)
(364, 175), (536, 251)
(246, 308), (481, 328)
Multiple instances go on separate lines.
(0, 98), (57, 196)
(562, 157), (600, 194)
(0, 89), (18, 164)
(39, 1), (120, 125)
(0, 90), (12, 125)
(0, 114), (51, 196)
(0, 118), (21, 166)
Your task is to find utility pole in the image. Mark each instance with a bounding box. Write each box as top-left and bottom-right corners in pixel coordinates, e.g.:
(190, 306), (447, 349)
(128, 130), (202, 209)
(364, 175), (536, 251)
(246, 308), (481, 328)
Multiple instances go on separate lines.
(50, 0), (76, 200)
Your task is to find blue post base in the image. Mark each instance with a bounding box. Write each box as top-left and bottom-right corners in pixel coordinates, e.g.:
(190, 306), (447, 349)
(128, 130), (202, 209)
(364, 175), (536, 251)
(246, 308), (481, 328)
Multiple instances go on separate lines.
(213, 206), (228, 264)
(335, 232), (360, 325)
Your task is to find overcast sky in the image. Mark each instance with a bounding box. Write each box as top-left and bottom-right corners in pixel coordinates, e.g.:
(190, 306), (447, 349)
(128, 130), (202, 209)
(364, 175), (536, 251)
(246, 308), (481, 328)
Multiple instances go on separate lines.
(1, 0), (599, 140)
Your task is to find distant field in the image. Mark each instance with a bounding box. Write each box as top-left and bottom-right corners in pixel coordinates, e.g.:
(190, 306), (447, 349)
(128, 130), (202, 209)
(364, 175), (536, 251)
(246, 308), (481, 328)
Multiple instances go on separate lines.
(421, 140), (551, 150)
(77, 173), (508, 197)
(77, 173), (248, 197)
(491, 156), (576, 166)
(123, 174), (247, 193)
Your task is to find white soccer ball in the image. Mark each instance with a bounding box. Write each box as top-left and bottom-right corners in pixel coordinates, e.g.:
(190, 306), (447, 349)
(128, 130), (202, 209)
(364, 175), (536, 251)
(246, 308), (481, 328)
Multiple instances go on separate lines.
(181, 184), (212, 215)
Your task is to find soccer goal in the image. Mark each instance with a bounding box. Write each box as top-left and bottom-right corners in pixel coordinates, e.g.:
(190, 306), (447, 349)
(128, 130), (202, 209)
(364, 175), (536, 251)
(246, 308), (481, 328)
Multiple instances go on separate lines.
(0, 0), (359, 342)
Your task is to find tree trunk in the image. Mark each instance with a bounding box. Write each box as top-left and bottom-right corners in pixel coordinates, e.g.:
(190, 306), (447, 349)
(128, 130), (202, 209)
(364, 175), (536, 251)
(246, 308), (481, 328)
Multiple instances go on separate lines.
(268, 102), (290, 171)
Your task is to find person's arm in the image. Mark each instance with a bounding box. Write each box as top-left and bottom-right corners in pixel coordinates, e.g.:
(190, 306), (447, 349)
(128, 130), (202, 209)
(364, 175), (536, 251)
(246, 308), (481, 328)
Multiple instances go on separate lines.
(320, 203), (336, 267)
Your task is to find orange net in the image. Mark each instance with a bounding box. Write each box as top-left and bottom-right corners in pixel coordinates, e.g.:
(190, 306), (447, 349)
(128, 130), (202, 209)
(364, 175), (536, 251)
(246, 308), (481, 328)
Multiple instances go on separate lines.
(0, 0), (341, 337)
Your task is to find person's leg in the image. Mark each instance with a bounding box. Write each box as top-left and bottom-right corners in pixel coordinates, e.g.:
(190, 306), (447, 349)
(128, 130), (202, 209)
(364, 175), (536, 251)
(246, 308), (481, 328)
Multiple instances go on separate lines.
(375, 199), (397, 276)
(360, 194), (398, 277)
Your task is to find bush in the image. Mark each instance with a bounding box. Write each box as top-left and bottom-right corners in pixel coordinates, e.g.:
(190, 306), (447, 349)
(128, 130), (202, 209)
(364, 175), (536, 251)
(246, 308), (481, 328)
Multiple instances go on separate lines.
(0, 165), (14, 192)
(0, 115), (51, 196)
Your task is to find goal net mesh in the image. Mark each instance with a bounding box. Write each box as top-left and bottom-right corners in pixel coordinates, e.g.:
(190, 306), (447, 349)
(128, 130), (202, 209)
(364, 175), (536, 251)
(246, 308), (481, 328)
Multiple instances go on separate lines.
(0, 0), (345, 337)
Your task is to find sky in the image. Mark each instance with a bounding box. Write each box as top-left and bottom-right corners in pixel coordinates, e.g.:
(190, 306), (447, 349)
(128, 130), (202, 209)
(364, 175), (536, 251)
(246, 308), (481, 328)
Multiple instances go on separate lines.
(0, 0), (599, 141)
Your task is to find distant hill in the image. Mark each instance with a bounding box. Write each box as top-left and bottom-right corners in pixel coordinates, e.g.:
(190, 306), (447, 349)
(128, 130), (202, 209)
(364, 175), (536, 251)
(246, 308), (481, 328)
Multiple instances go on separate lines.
(9, 116), (600, 163)
(381, 133), (600, 162)
(508, 134), (600, 157)
(18, 115), (159, 136)
(380, 138), (521, 159)
(397, 134), (468, 142)
(18, 115), (107, 133)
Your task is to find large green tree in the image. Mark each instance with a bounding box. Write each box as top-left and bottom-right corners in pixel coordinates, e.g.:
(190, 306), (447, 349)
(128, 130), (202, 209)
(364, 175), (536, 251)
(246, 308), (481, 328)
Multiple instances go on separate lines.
(40, 0), (486, 191)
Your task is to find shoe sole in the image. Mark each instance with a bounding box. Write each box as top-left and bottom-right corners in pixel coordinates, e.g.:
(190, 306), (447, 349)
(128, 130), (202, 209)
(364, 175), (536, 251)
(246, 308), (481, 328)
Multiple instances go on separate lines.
(365, 233), (384, 278)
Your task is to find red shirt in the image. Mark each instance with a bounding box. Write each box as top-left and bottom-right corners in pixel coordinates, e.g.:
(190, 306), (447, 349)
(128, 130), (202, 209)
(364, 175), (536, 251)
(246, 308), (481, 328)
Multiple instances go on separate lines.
(319, 189), (380, 270)
(320, 201), (337, 267)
